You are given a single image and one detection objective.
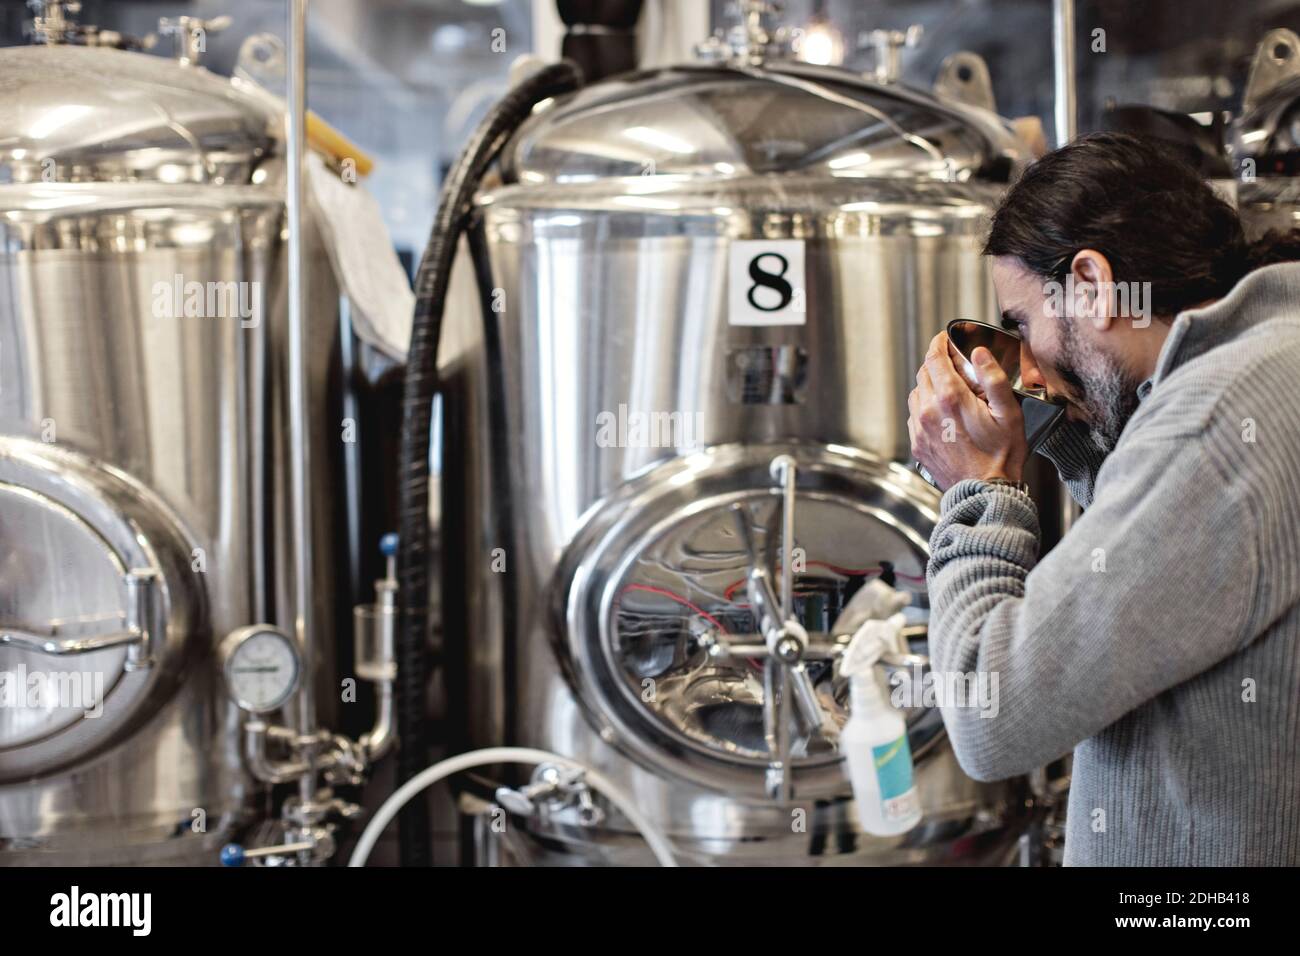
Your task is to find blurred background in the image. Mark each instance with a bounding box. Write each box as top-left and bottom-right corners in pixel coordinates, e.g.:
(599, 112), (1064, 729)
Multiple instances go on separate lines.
(7, 0), (1300, 272)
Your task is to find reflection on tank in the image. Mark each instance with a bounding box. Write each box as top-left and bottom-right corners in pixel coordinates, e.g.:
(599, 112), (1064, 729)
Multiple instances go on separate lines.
(612, 496), (928, 760)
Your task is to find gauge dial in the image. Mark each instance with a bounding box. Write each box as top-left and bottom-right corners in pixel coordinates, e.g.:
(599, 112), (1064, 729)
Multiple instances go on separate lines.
(220, 626), (301, 714)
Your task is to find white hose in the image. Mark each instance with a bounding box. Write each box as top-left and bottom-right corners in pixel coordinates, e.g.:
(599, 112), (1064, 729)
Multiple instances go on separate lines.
(347, 747), (678, 867)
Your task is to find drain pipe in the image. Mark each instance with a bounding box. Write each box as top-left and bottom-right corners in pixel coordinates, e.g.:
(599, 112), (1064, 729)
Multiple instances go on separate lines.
(396, 60), (584, 867)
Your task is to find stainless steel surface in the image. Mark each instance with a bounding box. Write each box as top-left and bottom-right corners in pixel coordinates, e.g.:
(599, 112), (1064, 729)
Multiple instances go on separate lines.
(0, 175), (277, 859)
(507, 62), (1022, 184)
(244, 719), (311, 784)
(353, 547), (398, 762)
(0, 439), (200, 779)
(1233, 32), (1300, 238)
(0, 570), (160, 667)
(285, 0), (320, 823)
(206, 0), (381, 867)
(0, 36), (347, 864)
(441, 51), (1033, 863)
(1052, 0), (1077, 147)
(1052, 0), (1077, 535)
(1242, 28), (1300, 117)
(934, 52), (997, 114)
(0, 45), (278, 185)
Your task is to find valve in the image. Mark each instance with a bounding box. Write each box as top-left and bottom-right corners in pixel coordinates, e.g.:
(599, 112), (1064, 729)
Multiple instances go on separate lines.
(220, 834), (320, 867)
(158, 14), (232, 67)
(27, 2), (154, 49)
(493, 764), (606, 828)
(696, 0), (799, 65)
(863, 25), (924, 84)
(27, 0), (78, 45)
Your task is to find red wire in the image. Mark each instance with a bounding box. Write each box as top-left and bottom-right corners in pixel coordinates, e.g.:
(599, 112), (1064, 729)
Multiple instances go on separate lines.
(619, 556), (924, 664)
(620, 583), (732, 635)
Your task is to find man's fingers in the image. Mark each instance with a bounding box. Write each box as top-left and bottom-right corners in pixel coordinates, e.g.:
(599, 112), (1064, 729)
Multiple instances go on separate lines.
(948, 338), (985, 395)
(972, 347), (1019, 420)
(924, 332), (974, 413)
(914, 366), (937, 421)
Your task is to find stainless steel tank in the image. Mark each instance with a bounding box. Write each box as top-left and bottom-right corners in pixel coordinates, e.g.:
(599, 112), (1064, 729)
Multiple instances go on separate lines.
(0, 34), (343, 863)
(1231, 28), (1300, 238)
(439, 31), (1036, 864)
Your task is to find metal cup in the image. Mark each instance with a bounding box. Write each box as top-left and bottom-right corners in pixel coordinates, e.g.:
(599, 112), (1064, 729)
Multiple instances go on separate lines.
(915, 320), (1068, 487)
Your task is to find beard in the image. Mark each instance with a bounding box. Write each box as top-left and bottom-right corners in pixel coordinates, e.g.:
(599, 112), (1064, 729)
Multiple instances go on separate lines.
(1052, 319), (1144, 454)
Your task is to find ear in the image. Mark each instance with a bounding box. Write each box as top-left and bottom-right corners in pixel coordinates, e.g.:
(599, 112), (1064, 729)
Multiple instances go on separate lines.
(1070, 249), (1114, 330)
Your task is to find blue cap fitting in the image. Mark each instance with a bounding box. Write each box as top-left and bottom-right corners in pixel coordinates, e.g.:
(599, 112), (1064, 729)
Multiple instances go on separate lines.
(220, 843), (246, 867)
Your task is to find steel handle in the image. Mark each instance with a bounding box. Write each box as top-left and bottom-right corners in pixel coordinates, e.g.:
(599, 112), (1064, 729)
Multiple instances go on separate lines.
(0, 569), (161, 669)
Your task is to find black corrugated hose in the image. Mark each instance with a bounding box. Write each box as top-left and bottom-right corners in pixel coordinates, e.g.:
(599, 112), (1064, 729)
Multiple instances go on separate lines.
(395, 61), (584, 866)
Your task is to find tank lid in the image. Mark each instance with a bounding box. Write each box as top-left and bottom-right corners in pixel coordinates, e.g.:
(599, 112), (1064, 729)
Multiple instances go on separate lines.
(504, 63), (1024, 186)
(0, 45), (278, 185)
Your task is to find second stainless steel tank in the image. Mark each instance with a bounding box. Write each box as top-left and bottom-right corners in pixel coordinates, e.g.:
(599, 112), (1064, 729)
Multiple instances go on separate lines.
(439, 30), (1038, 865)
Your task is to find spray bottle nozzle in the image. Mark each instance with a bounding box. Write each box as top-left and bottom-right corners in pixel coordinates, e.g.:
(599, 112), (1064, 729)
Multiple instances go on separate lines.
(840, 613), (908, 679)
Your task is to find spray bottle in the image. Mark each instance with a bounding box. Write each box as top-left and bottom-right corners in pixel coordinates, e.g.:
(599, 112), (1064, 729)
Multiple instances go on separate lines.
(839, 614), (922, 836)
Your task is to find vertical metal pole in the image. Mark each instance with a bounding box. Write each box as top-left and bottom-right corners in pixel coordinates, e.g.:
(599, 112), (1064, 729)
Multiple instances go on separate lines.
(1052, 0), (1077, 148)
(772, 456), (797, 802)
(775, 458), (795, 619)
(287, 0), (317, 799)
(1053, 0), (1080, 535)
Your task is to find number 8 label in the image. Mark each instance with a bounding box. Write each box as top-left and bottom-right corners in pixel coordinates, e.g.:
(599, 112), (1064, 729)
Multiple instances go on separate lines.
(729, 239), (806, 326)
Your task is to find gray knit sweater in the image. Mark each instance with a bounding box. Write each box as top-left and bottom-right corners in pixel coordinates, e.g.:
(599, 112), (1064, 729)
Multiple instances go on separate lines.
(927, 262), (1300, 866)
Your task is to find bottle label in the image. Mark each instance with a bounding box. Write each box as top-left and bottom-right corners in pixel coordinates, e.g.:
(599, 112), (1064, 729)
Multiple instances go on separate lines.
(872, 734), (917, 814)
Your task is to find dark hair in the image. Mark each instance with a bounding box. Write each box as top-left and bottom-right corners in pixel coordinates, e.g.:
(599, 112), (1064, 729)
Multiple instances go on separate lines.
(984, 131), (1300, 318)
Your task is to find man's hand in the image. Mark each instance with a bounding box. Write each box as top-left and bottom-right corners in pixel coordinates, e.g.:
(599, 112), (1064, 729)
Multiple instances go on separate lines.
(907, 332), (1028, 491)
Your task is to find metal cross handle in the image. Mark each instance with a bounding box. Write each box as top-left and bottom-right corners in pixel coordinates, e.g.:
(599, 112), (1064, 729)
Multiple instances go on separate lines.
(728, 456), (832, 799)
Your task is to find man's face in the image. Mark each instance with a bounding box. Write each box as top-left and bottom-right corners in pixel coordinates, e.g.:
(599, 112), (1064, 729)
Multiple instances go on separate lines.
(990, 256), (1143, 452)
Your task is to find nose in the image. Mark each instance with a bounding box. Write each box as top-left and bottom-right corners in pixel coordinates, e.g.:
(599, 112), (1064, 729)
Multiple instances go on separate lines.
(1019, 340), (1046, 391)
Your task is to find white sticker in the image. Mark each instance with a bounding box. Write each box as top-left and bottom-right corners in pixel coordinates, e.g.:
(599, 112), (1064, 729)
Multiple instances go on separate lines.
(729, 239), (806, 326)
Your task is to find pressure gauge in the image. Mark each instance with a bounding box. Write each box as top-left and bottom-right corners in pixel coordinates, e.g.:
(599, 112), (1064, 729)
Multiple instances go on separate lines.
(220, 626), (301, 714)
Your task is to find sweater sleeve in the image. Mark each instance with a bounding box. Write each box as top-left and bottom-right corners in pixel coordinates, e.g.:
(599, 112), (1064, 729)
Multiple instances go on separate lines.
(924, 429), (1259, 782)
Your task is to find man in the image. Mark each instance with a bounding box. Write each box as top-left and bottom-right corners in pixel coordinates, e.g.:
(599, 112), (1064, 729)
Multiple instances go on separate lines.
(908, 132), (1300, 865)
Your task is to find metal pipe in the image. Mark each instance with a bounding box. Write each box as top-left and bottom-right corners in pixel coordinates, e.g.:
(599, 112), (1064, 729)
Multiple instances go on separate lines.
(772, 455), (795, 615)
(286, 0), (318, 803)
(361, 679), (395, 762)
(244, 720), (312, 784)
(1053, 0), (1081, 536)
(712, 641), (842, 660)
(1052, 0), (1077, 147)
(773, 455), (796, 800)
